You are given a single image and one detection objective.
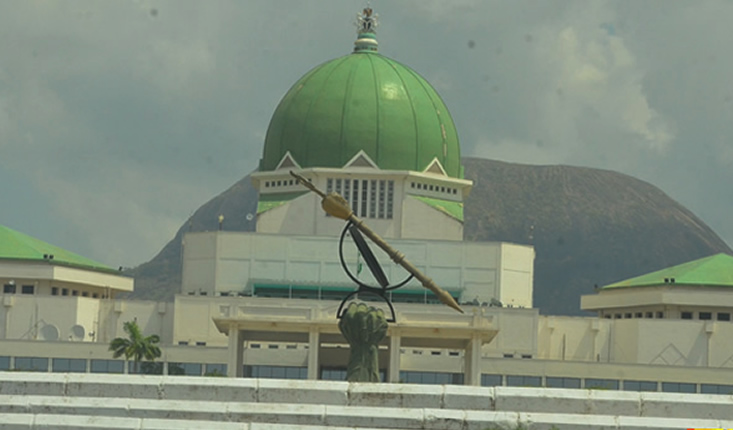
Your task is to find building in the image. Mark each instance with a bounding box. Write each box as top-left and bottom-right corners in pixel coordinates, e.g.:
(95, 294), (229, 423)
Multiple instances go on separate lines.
(1, 8), (733, 396)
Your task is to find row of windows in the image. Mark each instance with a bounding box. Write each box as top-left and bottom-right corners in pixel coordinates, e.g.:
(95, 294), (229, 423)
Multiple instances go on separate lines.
(605, 311), (665, 319)
(264, 178), (300, 188)
(2, 356), (732, 395)
(605, 311), (731, 321)
(480, 374), (731, 394)
(2, 284), (102, 298)
(3, 284), (34, 294)
(0, 356), (226, 376)
(681, 311), (730, 321)
(326, 178), (394, 219)
(252, 285), (456, 306)
(410, 182), (458, 195)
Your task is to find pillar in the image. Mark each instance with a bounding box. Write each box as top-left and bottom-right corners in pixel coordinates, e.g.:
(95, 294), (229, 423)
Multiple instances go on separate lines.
(307, 328), (320, 380)
(464, 334), (482, 386)
(227, 325), (244, 378)
(388, 331), (401, 383)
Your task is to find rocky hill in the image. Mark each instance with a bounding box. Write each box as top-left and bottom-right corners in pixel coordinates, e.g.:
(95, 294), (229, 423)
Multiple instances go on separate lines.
(126, 157), (732, 315)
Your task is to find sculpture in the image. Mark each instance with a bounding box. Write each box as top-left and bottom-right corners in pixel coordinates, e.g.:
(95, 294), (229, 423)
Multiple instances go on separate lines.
(290, 170), (462, 382)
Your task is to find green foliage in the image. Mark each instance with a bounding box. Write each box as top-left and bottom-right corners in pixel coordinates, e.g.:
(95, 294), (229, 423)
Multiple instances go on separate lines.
(204, 369), (226, 377)
(108, 320), (162, 374)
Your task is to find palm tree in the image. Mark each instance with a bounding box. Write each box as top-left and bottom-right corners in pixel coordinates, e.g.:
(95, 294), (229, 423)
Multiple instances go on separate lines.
(109, 320), (161, 374)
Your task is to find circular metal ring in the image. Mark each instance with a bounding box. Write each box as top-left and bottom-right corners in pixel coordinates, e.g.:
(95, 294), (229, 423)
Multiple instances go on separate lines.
(338, 220), (413, 291)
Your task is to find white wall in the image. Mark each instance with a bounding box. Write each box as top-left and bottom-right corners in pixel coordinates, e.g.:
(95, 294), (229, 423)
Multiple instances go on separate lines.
(181, 231), (533, 306)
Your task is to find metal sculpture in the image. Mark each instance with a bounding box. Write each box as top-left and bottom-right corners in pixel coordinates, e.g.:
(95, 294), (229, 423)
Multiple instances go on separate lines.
(290, 170), (462, 382)
(289, 171), (464, 315)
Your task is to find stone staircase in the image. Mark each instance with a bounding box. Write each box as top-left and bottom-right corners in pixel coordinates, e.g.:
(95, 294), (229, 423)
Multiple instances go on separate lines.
(0, 373), (731, 429)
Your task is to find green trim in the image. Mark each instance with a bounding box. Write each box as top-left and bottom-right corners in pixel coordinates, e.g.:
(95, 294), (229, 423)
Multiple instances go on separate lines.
(0, 225), (117, 273)
(411, 196), (464, 222)
(602, 253), (733, 289)
(257, 192), (308, 214)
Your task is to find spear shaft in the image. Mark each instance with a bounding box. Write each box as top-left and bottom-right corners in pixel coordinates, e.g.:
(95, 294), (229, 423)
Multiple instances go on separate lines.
(290, 171), (464, 314)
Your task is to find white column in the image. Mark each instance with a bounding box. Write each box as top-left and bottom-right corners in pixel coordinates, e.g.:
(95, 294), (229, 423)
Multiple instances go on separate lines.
(307, 328), (320, 380)
(388, 331), (401, 383)
(464, 334), (482, 386)
(227, 325), (244, 378)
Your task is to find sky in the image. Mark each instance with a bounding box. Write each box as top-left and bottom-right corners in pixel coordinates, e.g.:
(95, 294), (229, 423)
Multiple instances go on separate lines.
(1, 1), (732, 268)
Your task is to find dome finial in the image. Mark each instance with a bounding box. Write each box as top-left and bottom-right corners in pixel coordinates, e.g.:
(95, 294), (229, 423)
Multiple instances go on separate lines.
(354, 7), (379, 52)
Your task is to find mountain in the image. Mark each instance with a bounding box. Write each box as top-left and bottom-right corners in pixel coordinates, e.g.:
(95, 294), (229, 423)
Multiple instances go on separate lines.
(126, 157), (732, 315)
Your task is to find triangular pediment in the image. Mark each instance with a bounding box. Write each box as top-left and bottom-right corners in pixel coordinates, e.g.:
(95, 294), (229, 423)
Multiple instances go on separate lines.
(344, 150), (379, 169)
(275, 151), (301, 170)
(423, 158), (447, 176)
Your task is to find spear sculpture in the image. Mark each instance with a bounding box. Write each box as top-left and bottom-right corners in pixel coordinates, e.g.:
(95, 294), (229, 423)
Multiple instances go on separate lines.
(289, 171), (464, 314)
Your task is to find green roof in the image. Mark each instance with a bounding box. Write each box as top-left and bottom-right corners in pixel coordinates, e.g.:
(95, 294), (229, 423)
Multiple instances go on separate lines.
(0, 225), (116, 273)
(261, 34), (462, 178)
(412, 196), (464, 222)
(257, 191), (308, 214)
(602, 253), (733, 289)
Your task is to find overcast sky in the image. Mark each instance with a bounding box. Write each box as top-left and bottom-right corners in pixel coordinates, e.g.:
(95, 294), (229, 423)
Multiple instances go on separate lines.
(2, 1), (732, 267)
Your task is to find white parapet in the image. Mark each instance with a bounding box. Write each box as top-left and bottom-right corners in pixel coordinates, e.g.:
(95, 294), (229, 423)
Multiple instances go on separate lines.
(0, 373), (731, 429)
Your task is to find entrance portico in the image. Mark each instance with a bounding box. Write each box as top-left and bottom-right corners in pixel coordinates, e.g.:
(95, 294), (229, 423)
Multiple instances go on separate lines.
(213, 299), (497, 385)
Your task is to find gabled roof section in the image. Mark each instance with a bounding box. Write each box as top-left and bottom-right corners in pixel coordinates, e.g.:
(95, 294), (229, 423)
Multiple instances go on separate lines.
(602, 253), (733, 289)
(275, 151), (301, 170)
(344, 150), (379, 169)
(412, 196), (463, 222)
(257, 191), (308, 214)
(423, 157), (447, 176)
(0, 225), (116, 273)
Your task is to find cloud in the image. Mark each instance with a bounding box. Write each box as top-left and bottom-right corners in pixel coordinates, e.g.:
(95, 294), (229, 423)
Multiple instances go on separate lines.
(0, 0), (732, 269)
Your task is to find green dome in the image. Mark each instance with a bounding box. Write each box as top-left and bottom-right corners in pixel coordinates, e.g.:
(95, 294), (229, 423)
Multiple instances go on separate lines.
(261, 41), (462, 177)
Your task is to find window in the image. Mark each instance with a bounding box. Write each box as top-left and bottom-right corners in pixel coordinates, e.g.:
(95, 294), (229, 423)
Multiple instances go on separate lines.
(369, 180), (377, 218)
(717, 312), (730, 321)
(681, 312), (693, 320)
(503, 353), (514, 358)
(645, 312), (653, 318)
(656, 311), (664, 318)
(481, 374), (503, 387)
(168, 362), (202, 376)
(701, 384), (733, 395)
(634, 312), (642, 318)
(62, 288), (69, 296)
(614, 314), (621, 319)
(400, 371), (463, 385)
(205, 363), (227, 376)
(360, 180), (368, 217)
(51, 287), (59, 296)
(506, 375), (542, 387)
(14, 357), (48, 372)
(53, 358), (86, 373)
(21, 285), (34, 294)
(245, 365), (307, 380)
(0, 356), (10, 370)
(662, 382), (696, 393)
(623, 380), (657, 392)
(321, 367), (347, 381)
(81, 292), (89, 297)
(3, 284), (16, 294)
(90, 359), (124, 374)
(92, 293), (99, 298)
(196, 341), (206, 346)
(386, 180), (394, 219)
(585, 378), (619, 390)
(624, 313), (632, 318)
(72, 290), (79, 296)
(378, 180), (385, 218)
(178, 341), (189, 346)
(699, 312), (712, 320)
(546, 377), (581, 389)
